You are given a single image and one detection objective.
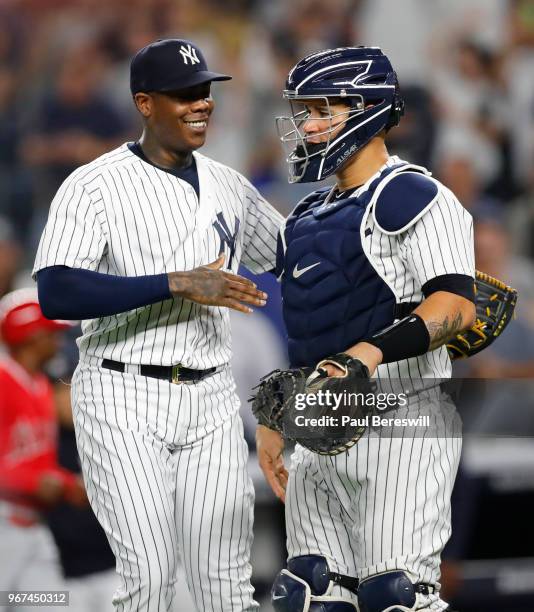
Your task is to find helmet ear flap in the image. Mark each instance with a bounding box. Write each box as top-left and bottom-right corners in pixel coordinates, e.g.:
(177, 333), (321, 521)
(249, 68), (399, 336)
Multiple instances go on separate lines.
(385, 89), (404, 131)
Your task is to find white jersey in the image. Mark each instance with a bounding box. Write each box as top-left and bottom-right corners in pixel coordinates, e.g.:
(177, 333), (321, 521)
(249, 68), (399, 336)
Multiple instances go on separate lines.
(33, 143), (283, 369)
(359, 156), (475, 380)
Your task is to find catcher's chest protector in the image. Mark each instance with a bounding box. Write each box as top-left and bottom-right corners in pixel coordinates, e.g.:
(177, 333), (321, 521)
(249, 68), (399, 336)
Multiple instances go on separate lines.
(280, 163), (416, 367)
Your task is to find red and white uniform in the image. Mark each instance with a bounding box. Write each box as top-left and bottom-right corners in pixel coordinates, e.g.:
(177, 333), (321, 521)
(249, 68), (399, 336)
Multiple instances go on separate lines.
(0, 357), (72, 611)
(0, 356), (77, 520)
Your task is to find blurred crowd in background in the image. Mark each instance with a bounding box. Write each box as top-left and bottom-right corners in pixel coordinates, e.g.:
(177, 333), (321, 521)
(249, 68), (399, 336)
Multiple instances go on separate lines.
(1, 0), (534, 370)
(1, 0), (534, 610)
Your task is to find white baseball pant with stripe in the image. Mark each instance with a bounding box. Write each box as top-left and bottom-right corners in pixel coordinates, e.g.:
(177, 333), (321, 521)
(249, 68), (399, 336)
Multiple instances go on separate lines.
(72, 362), (257, 612)
(285, 392), (462, 611)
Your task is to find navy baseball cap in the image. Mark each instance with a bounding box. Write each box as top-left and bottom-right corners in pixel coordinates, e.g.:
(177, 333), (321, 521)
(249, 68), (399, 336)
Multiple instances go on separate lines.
(130, 39), (231, 95)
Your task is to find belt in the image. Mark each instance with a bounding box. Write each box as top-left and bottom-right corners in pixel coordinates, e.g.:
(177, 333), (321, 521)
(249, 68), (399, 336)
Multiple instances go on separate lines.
(101, 359), (216, 384)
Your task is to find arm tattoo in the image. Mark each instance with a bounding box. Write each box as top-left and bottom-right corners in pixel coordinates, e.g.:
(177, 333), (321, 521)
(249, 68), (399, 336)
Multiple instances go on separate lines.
(168, 271), (223, 300)
(426, 310), (464, 351)
(168, 269), (227, 303)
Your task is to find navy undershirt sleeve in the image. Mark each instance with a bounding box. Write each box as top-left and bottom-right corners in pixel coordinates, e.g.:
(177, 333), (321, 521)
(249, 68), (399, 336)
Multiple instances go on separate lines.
(37, 266), (172, 320)
(422, 273), (475, 303)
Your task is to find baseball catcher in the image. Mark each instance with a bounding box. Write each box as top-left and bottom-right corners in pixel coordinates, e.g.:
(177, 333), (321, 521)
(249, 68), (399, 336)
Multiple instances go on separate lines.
(255, 44), (510, 612)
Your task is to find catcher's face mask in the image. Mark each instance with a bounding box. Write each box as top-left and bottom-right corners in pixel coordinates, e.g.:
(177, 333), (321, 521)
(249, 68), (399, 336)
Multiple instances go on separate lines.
(277, 46), (404, 183)
(276, 95), (363, 184)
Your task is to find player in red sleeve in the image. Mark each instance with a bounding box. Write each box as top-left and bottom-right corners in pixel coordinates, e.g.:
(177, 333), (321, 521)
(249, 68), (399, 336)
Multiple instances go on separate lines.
(0, 289), (86, 609)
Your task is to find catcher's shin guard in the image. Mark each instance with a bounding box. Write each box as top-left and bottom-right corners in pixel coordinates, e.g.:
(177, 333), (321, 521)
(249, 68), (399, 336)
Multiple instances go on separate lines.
(271, 555), (358, 612)
(357, 571), (437, 612)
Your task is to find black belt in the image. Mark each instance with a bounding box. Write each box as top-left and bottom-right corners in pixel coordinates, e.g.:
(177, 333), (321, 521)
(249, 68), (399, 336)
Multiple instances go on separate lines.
(101, 359), (216, 384)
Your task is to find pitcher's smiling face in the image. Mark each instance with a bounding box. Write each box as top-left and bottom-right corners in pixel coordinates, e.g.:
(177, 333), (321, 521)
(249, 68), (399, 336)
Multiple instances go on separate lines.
(135, 83), (214, 153)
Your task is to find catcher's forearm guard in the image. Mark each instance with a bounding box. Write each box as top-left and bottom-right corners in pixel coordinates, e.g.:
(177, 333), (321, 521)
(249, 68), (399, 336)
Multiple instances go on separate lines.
(446, 270), (517, 359)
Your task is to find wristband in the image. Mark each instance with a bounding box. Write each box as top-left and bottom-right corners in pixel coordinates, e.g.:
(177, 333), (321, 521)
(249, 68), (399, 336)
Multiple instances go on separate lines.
(365, 314), (430, 364)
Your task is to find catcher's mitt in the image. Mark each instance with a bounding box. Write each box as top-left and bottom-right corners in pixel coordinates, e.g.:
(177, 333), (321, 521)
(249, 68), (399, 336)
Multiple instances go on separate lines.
(251, 354), (375, 456)
(250, 366), (312, 433)
(447, 271), (517, 360)
(294, 353), (374, 455)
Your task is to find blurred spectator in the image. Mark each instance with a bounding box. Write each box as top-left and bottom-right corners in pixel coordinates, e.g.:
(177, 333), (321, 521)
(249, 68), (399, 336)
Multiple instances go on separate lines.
(0, 216), (23, 298)
(0, 64), (34, 240)
(457, 206), (534, 378)
(0, 65), (19, 187)
(504, 0), (534, 189)
(511, 181), (534, 261)
(270, 0), (358, 59)
(20, 41), (124, 176)
(431, 38), (508, 196)
(435, 151), (505, 215)
(19, 41), (128, 246)
(232, 308), (288, 447)
(358, 0), (506, 85)
(358, 0), (439, 84)
(474, 207), (534, 323)
(101, 12), (160, 128)
(386, 85), (436, 167)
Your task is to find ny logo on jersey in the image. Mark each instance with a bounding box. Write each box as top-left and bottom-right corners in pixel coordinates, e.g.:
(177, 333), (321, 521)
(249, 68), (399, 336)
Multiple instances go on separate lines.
(213, 213), (240, 268)
(179, 44), (200, 65)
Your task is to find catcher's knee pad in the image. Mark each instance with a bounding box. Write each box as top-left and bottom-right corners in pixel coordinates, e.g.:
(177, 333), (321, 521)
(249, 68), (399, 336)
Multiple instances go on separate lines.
(358, 571), (436, 612)
(271, 555), (358, 612)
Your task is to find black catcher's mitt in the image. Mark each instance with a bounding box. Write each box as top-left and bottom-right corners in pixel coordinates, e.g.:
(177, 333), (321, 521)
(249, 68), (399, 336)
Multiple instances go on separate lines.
(447, 271), (518, 360)
(250, 366), (313, 433)
(292, 353), (375, 455)
(251, 353), (375, 456)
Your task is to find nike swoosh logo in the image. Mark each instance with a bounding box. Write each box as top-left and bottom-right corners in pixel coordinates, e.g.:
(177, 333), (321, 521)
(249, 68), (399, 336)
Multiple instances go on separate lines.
(293, 261), (321, 278)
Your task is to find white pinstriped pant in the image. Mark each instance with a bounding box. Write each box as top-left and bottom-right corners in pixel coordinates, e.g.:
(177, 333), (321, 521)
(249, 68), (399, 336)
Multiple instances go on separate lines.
(285, 393), (462, 611)
(71, 361), (258, 612)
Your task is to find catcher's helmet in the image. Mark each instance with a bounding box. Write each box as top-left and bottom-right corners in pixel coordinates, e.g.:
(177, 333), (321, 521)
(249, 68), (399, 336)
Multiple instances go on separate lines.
(0, 288), (71, 346)
(276, 46), (404, 183)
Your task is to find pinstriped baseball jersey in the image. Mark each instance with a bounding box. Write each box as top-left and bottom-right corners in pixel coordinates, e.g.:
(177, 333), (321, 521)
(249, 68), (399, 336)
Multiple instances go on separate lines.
(360, 156), (475, 380)
(33, 143), (282, 369)
(33, 139), (282, 612)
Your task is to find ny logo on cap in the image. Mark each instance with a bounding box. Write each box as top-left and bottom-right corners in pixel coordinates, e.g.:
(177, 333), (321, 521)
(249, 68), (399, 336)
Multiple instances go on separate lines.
(179, 44), (200, 65)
